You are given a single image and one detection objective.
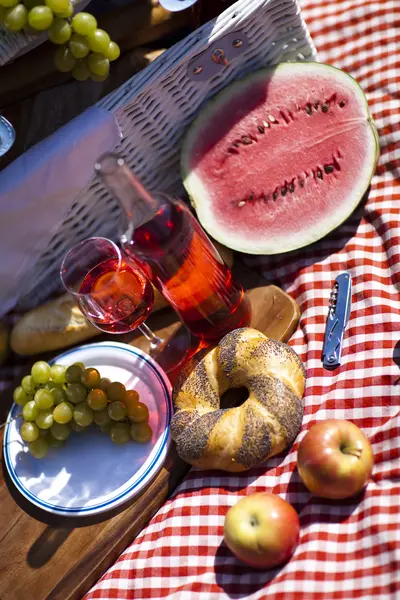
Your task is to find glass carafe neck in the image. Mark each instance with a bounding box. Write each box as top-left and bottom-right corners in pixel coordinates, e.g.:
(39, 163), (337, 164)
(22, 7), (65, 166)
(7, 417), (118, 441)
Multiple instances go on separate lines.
(95, 153), (165, 243)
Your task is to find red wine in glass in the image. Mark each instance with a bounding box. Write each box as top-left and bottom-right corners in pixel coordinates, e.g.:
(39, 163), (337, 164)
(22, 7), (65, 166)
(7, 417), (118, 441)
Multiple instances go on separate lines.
(78, 257), (154, 334)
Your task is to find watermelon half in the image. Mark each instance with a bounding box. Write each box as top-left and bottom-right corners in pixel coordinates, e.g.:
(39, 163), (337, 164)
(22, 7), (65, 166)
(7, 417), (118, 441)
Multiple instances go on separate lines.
(181, 63), (379, 255)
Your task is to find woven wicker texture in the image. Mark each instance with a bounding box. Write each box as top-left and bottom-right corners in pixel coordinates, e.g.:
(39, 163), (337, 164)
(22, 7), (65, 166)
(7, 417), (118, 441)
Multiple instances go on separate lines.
(0, 0), (89, 67)
(15, 0), (316, 311)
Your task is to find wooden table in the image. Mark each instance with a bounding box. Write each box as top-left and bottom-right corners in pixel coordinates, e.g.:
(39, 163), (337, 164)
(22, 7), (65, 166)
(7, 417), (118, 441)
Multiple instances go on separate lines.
(0, 263), (300, 600)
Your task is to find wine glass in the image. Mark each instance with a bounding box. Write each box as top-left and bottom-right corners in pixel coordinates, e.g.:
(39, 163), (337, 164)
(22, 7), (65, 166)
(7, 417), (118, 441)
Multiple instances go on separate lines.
(60, 237), (189, 374)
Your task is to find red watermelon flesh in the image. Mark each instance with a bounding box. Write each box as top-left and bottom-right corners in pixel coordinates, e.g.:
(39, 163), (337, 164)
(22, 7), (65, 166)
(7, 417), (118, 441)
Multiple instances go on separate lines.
(181, 63), (379, 254)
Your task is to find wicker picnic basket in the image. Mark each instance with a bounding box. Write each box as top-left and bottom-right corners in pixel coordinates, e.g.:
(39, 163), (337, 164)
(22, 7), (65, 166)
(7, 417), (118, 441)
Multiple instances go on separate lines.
(0, 0), (316, 315)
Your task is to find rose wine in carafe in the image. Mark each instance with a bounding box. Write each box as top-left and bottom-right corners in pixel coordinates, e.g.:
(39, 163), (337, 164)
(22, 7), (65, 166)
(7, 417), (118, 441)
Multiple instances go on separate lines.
(95, 154), (251, 342)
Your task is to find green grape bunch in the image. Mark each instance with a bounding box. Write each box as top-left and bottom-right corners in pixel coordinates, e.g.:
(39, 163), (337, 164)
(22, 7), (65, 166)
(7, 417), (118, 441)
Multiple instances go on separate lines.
(9, 360), (152, 459)
(0, 1), (120, 83)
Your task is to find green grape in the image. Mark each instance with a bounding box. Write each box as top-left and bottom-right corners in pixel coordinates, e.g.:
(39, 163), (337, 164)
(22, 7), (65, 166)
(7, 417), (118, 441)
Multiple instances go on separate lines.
(128, 401), (149, 423)
(71, 11), (96, 36)
(28, 5), (53, 30)
(34, 388), (54, 410)
(20, 422), (39, 443)
(53, 401), (73, 424)
(73, 402), (94, 427)
(31, 360), (51, 384)
(23, 401), (39, 422)
(130, 422), (152, 443)
(74, 362), (85, 369)
(69, 33), (90, 59)
(107, 381), (126, 403)
(99, 377), (111, 392)
(4, 4), (28, 31)
(35, 409), (54, 430)
(110, 423), (130, 445)
(48, 17), (71, 44)
(51, 422), (70, 441)
(43, 381), (64, 391)
(47, 435), (64, 448)
(45, 0), (69, 14)
(65, 382), (87, 404)
(88, 29), (110, 54)
(56, 0), (72, 18)
(13, 386), (30, 407)
(81, 367), (101, 389)
(54, 45), (76, 72)
(87, 388), (107, 411)
(49, 364), (67, 384)
(29, 438), (48, 458)
(50, 387), (67, 405)
(23, 0), (45, 8)
(93, 408), (111, 428)
(69, 419), (85, 433)
(105, 41), (120, 62)
(21, 375), (37, 396)
(90, 72), (108, 83)
(0, 0), (19, 8)
(65, 363), (83, 383)
(108, 400), (127, 422)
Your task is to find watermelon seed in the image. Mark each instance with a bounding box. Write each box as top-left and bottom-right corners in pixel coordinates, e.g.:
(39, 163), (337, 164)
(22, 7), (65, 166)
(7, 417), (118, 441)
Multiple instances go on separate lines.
(248, 192), (255, 201)
(333, 156), (341, 171)
(299, 179), (305, 187)
(257, 125), (265, 134)
(273, 191), (278, 200)
(324, 165), (334, 174)
(289, 183), (295, 193)
(228, 148), (239, 155)
(281, 187), (287, 196)
(317, 169), (323, 179)
(233, 142), (239, 148)
(280, 111), (290, 124)
(305, 105), (312, 115)
(268, 115), (277, 123)
(339, 100), (346, 107)
(321, 103), (329, 113)
(238, 201), (246, 207)
(262, 120), (270, 129)
(242, 136), (252, 145)
(314, 101), (319, 109)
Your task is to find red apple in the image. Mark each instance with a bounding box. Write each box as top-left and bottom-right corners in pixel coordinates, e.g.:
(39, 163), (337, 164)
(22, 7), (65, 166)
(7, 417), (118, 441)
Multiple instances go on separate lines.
(297, 419), (374, 499)
(223, 492), (300, 569)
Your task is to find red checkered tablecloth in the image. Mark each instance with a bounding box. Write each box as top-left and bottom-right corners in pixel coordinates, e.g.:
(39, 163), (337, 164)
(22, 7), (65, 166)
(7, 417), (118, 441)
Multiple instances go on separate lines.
(85, 0), (400, 598)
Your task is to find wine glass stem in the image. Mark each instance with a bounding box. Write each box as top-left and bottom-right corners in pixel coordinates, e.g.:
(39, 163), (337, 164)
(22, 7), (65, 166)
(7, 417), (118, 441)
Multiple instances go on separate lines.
(138, 323), (164, 351)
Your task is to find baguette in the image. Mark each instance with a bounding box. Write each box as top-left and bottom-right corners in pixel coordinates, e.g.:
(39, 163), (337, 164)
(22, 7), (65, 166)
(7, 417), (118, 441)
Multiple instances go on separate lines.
(10, 288), (169, 356)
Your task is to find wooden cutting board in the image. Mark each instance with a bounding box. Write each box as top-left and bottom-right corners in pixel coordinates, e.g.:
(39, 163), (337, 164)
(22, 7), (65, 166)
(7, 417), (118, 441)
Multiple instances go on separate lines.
(0, 263), (300, 600)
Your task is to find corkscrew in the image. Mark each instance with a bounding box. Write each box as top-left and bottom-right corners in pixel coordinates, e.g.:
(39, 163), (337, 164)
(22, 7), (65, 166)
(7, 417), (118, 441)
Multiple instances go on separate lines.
(322, 272), (352, 370)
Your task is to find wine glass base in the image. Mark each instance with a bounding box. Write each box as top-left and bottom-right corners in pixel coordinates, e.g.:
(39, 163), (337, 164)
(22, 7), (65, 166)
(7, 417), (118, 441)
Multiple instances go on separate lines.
(142, 323), (193, 377)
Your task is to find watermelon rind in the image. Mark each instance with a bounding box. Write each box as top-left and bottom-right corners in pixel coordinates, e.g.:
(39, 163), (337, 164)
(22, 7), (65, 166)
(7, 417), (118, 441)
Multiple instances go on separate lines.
(181, 62), (379, 255)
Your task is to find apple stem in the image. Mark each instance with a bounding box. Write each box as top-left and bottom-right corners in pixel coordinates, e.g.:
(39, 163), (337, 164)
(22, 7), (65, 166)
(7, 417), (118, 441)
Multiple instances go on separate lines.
(341, 446), (363, 458)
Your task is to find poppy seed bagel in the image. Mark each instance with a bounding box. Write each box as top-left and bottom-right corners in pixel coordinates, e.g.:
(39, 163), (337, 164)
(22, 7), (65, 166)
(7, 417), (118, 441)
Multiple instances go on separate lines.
(170, 328), (306, 472)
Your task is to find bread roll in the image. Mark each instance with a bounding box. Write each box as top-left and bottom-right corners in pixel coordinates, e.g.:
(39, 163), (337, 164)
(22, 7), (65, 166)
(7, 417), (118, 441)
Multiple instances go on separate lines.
(10, 287), (169, 356)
